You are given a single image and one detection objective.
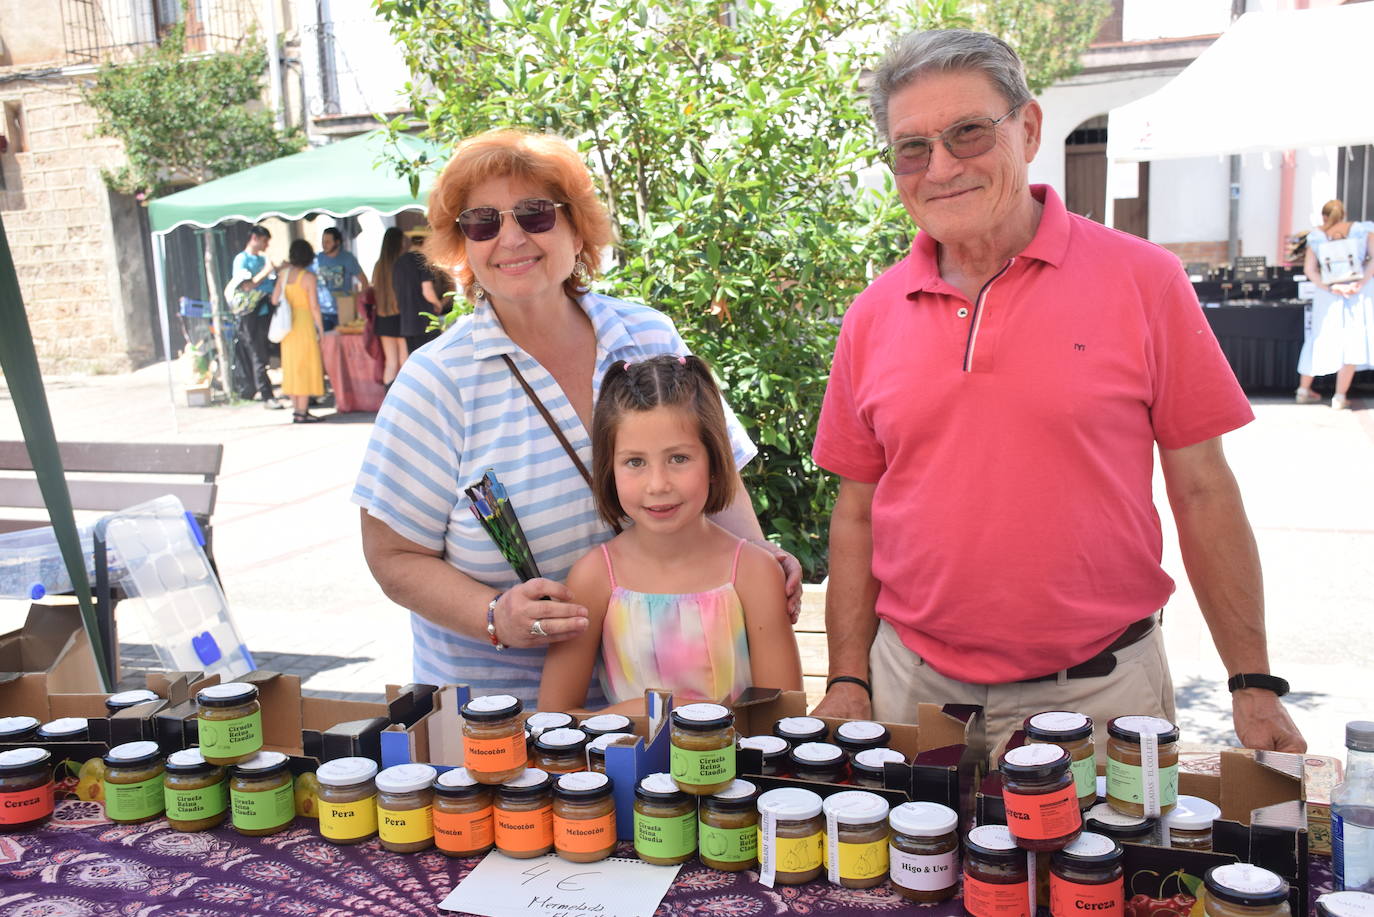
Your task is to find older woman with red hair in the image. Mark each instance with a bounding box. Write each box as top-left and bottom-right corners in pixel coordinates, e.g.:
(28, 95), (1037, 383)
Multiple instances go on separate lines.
(351, 129), (799, 705)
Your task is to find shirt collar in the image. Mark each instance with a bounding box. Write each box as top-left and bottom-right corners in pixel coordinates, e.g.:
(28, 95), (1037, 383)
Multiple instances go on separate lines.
(470, 292), (637, 363)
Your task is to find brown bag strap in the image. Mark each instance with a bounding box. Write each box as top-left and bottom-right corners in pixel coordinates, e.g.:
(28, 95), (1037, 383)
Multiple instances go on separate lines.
(501, 354), (621, 534)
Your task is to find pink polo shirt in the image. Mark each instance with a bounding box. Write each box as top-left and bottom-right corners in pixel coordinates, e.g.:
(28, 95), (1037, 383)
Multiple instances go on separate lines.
(813, 185), (1253, 684)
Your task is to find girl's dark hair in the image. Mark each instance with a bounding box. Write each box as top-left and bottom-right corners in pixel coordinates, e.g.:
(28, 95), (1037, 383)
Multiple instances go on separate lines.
(288, 238), (315, 268)
(591, 354), (737, 527)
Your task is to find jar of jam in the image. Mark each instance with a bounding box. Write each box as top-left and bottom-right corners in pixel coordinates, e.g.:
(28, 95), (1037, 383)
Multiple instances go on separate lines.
(757, 786), (824, 887)
(1317, 892), (1374, 917)
(1000, 744), (1082, 851)
(316, 757), (379, 845)
(1025, 711), (1097, 809)
(698, 779), (759, 872)
(434, 767), (495, 857)
(773, 716), (828, 748)
(739, 735), (789, 776)
(633, 773), (696, 865)
(462, 695), (527, 785)
(851, 747), (905, 789)
(790, 742), (848, 783)
(964, 824), (1031, 917)
(230, 751), (295, 836)
(196, 683), (263, 766)
(835, 721), (891, 758)
(1203, 864), (1291, 917)
(669, 703), (735, 796)
(580, 713), (634, 739)
(525, 711), (576, 738)
(822, 790), (890, 888)
(376, 763), (436, 853)
(495, 768), (555, 858)
(888, 801), (959, 903)
(1106, 716), (1179, 818)
(552, 771), (616, 863)
(534, 728), (590, 775)
(1050, 832), (1124, 917)
(1162, 795), (1220, 850)
(0, 747), (54, 831)
(0, 716), (39, 742)
(586, 733), (637, 774)
(106, 689), (159, 713)
(163, 748), (228, 832)
(103, 741), (166, 824)
(1085, 803), (1158, 846)
(36, 717), (89, 742)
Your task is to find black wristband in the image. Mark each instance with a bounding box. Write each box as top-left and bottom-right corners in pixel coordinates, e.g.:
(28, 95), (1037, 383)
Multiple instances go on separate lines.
(827, 675), (872, 698)
(1227, 673), (1290, 697)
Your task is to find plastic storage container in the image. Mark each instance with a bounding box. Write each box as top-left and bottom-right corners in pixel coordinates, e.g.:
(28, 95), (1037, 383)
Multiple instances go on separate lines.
(0, 523), (108, 600)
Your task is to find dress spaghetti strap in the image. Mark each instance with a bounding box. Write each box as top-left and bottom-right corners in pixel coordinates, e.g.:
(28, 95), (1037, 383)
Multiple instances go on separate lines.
(729, 538), (747, 584)
(600, 543), (618, 589)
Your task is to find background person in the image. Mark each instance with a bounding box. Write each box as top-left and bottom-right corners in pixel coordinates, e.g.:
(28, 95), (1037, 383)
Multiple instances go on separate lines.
(1295, 199), (1374, 410)
(316, 226), (370, 332)
(394, 230), (446, 353)
(369, 227), (409, 385)
(232, 225), (282, 408)
(270, 239), (326, 423)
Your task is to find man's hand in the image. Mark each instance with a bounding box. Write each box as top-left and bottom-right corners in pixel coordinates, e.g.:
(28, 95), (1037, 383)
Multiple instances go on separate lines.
(755, 540), (802, 623)
(810, 681), (871, 720)
(1232, 688), (1306, 752)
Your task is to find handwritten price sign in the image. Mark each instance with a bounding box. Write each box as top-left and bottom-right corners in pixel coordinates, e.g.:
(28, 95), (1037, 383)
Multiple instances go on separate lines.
(440, 854), (681, 917)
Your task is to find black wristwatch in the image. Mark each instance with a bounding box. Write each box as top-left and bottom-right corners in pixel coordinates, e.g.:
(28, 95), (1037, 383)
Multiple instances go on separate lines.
(1227, 673), (1290, 697)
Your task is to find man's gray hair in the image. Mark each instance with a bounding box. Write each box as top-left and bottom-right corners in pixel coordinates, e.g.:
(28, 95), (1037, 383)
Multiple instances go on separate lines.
(869, 29), (1032, 140)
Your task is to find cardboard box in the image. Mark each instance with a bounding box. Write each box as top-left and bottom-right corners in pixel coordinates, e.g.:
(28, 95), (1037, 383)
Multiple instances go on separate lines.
(0, 602), (105, 701)
(240, 670), (392, 764)
(333, 293), (358, 326)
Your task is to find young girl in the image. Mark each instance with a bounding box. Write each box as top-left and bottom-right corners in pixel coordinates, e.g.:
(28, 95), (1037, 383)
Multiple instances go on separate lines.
(538, 355), (803, 712)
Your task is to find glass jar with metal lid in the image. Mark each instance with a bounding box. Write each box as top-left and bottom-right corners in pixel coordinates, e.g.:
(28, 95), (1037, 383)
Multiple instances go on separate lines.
(36, 717), (89, 742)
(0, 716), (39, 742)
(834, 721), (891, 758)
(790, 742), (847, 783)
(773, 716), (828, 748)
(670, 703), (735, 796)
(699, 779), (759, 872)
(525, 711), (576, 739)
(822, 790), (890, 888)
(739, 735), (789, 776)
(1085, 802), (1158, 846)
(633, 772), (696, 865)
(495, 768), (555, 858)
(1203, 864), (1291, 917)
(853, 747), (907, 789)
(1000, 744), (1082, 851)
(196, 683), (263, 766)
(1106, 716), (1179, 818)
(888, 801), (959, 902)
(587, 733), (637, 774)
(1024, 711), (1097, 810)
(316, 757), (379, 845)
(0, 747), (54, 832)
(462, 695), (527, 785)
(230, 751), (295, 836)
(963, 824), (1030, 917)
(434, 767), (495, 857)
(103, 741), (166, 824)
(757, 786), (825, 886)
(580, 713), (634, 739)
(105, 689), (159, 713)
(552, 771), (616, 863)
(1162, 795), (1221, 851)
(1317, 892), (1374, 917)
(163, 748), (228, 832)
(1050, 832), (1124, 916)
(534, 728), (590, 775)
(376, 763), (436, 853)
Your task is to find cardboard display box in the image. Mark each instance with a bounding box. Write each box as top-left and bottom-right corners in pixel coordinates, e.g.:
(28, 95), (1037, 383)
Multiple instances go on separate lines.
(0, 602), (105, 702)
(241, 670), (393, 765)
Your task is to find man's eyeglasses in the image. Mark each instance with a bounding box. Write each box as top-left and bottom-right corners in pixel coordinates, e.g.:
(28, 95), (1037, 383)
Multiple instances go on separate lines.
(457, 198), (564, 242)
(885, 104), (1024, 175)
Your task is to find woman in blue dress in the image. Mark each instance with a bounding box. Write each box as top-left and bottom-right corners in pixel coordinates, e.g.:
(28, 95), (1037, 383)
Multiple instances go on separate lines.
(1296, 199), (1374, 410)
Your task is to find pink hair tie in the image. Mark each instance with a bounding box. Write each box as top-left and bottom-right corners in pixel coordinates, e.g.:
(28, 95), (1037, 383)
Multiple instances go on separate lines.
(677, 356), (687, 365)
(622, 361), (632, 371)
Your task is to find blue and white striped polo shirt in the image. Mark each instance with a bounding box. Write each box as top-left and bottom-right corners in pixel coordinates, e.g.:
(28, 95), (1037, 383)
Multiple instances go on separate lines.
(351, 292), (756, 706)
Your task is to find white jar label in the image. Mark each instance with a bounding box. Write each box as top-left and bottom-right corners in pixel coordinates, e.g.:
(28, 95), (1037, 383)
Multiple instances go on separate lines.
(889, 845), (958, 891)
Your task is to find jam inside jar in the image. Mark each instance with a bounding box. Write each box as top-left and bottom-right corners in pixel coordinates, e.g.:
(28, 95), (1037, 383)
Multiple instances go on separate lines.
(964, 824), (1030, 917)
(0, 748), (55, 832)
(757, 787), (825, 886)
(822, 790), (890, 889)
(1050, 832), (1124, 917)
(1106, 715), (1179, 818)
(463, 695), (527, 785)
(999, 744), (1082, 851)
(1024, 711), (1097, 809)
(1203, 864), (1292, 917)
(669, 704), (735, 796)
(699, 779), (759, 872)
(888, 801), (959, 903)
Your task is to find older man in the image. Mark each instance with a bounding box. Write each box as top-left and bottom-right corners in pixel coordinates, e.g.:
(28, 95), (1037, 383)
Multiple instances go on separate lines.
(810, 29), (1304, 755)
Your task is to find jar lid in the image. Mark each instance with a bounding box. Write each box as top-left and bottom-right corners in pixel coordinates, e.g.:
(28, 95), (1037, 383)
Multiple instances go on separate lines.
(587, 733), (637, 755)
(853, 747), (907, 774)
(1345, 722), (1374, 754)
(790, 742), (844, 767)
(580, 714), (634, 736)
(104, 740), (162, 768)
(375, 763), (438, 794)
(1024, 711), (1094, 741)
(525, 711), (575, 737)
(889, 801), (958, 837)
(1318, 891), (1374, 917)
(0, 715), (39, 737)
(554, 771), (612, 800)
(435, 767), (485, 795)
(1000, 742), (1071, 778)
(37, 717), (88, 739)
(106, 688), (159, 711)
(635, 772), (686, 801)
(835, 720), (889, 745)
(1204, 864), (1289, 907)
(461, 694), (522, 722)
(772, 716), (827, 742)
(195, 682), (258, 708)
(232, 750), (290, 777)
(707, 779), (759, 808)
(1052, 831), (1122, 867)
(671, 703), (733, 731)
(534, 727), (589, 754)
(966, 824), (1021, 860)
(757, 786), (822, 820)
(316, 757), (379, 787)
(739, 735), (789, 758)
(1107, 715), (1180, 745)
(822, 790), (889, 825)
(165, 748), (216, 773)
(500, 768), (553, 795)
(0, 747), (51, 774)
(1163, 795), (1221, 831)
(1085, 802), (1156, 838)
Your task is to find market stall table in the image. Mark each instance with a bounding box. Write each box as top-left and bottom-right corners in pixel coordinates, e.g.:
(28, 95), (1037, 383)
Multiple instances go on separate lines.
(320, 330), (385, 414)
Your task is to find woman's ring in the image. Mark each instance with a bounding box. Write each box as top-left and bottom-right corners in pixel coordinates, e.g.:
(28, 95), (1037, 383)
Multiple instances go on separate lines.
(530, 619), (548, 638)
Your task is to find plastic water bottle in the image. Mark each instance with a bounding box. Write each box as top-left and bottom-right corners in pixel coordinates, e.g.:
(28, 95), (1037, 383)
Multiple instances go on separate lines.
(1333, 721), (1374, 892)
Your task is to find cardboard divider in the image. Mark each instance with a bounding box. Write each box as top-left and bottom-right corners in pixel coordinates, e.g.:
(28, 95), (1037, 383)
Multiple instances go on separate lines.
(382, 683), (466, 770)
(596, 690), (672, 840)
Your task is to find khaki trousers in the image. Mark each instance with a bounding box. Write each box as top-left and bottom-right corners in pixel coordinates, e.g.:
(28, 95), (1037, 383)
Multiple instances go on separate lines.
(870, 617), (1176, 765)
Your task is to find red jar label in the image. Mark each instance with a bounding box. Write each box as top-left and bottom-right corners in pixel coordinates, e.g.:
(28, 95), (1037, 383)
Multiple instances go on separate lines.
(964, 875), (1031, 917)
(1050, 874), (1124, 917)
(1004, 783), (1082, 841)
(0, 781), (54, 824)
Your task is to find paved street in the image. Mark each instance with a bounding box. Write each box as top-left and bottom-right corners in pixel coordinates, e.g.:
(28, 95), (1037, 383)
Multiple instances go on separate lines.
(1, 361), (1370, 758)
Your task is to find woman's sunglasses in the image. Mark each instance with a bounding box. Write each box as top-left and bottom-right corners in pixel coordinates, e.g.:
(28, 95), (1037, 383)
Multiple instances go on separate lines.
(456, 198), (564, 242)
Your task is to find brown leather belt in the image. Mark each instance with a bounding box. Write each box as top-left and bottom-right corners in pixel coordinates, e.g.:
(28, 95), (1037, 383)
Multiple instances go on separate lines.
(1018, 615), (1157, 683)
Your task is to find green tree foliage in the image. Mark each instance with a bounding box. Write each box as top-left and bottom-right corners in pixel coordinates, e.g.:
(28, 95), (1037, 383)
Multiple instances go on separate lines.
(968, 0), (1110, 93)
(81, 25), (301, 198)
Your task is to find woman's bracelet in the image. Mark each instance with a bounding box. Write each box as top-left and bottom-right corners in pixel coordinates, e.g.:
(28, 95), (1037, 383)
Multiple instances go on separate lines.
(486, 591), (506, 651)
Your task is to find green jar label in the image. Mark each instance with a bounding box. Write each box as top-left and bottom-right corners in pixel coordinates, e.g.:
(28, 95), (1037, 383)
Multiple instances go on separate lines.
(166, 781), (229, 822)
(231, 779), (295, 831)
(200, 710), (264, 758)
(634, 810), (696, 859)
(104, 776), (165, 821)
(699, 822), (757, 864)
(1070, 756), (1097, 797)
(1106, 760), (1178, 807)
(670, 745), (734, 787)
